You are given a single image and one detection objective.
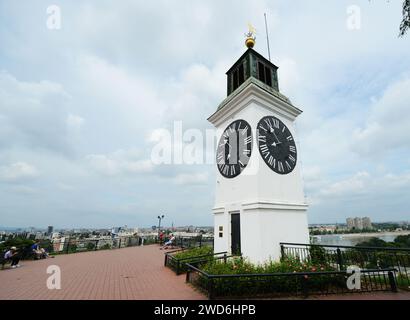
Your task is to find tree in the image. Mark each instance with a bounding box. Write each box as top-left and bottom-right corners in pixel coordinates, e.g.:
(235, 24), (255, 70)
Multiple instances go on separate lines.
(400, 0), (410, 37)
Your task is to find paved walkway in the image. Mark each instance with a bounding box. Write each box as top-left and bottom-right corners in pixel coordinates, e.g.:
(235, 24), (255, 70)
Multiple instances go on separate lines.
(1, 245), (409, 300)
(0, 245), (205, 300)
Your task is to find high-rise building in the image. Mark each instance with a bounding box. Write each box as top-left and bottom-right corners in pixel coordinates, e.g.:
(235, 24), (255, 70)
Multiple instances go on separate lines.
(362, 217), (372, 229)
(346, 218), (354, 229)
(353, 217), (363, 230)
(47, 226), (54, 235)
(346, 217), (372, 230)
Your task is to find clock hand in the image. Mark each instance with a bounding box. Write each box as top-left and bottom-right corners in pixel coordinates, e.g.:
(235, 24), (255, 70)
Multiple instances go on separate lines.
(272, 130), (281, 144)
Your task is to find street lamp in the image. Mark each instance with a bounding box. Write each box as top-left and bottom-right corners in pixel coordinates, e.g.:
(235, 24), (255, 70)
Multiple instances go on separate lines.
(157, 215), (164, 242)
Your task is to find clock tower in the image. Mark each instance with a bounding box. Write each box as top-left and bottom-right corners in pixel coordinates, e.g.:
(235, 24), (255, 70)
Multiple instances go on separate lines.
(208, 33), (309, 264)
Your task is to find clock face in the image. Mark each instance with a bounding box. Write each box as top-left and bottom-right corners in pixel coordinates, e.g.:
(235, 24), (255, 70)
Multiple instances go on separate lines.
(216, 120), (252, 178)
(257, 116), (297, 174)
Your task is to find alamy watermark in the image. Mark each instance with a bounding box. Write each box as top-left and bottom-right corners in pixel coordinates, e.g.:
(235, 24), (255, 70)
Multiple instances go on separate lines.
(46, 5), (61, 30)
(46, 265), (61, 290)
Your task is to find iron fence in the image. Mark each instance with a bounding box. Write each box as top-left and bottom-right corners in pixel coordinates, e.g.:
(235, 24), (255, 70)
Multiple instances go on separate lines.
(186, 262), (398, 299)
(173, 236), (214, 249)
(164, 250), (228, 275)
(280, 242), (410, 288)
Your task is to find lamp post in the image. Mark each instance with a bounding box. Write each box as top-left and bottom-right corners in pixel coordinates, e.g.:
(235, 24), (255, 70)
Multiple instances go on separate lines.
(157, 215), (164, 242)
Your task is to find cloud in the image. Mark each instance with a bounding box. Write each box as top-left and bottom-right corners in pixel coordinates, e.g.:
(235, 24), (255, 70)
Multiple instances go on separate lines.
(173, 173), (209, 186)
(0, 162), (39, 182)
(0, 71), (72, 153)
(351, 77), (410, 157)
(320, 171), (370, 197)
(86, 149), (154, 176)
(66, 114), (85, 128)
(0, 0), (409, 228)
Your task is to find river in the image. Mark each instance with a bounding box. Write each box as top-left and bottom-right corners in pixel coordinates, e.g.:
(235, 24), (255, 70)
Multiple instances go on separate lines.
(311, 231), (410, 247)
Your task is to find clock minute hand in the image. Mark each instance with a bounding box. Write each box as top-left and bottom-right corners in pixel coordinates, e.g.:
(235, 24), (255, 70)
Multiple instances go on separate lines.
(271, 129), (281, 144)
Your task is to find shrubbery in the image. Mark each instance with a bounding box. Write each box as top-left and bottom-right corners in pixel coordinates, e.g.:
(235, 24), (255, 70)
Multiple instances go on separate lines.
(173, 246), (213, 261)
(194, 257), (344, 298)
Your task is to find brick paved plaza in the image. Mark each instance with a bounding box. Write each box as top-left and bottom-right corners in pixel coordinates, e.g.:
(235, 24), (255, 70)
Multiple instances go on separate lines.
(1, 244), (409, 300)
(0, 245), (204, 300)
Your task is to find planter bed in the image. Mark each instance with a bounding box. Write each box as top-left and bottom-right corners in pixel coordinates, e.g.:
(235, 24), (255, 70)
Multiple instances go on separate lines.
(185, 257), (398, 299)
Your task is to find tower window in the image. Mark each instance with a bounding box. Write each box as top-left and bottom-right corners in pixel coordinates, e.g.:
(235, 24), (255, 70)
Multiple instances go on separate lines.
(232, 62), (245, 91)
(258, 61), (272, 87)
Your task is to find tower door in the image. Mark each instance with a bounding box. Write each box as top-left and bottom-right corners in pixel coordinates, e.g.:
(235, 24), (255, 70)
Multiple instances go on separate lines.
(231, 213), (241, 255)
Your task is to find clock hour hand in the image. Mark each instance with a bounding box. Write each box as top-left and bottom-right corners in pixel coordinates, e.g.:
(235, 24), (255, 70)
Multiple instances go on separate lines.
(270, 128), (281, 144)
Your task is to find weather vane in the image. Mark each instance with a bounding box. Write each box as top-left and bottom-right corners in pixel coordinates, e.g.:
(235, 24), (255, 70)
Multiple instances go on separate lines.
(245, 23), (256, 48)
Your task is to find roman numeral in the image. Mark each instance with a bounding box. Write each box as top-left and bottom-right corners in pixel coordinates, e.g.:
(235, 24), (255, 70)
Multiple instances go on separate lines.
(243, 149), (251, 156)
(288, 154), (296, 163)
(244, 136), (252, 145)
(278, 161), (284, 173)
(258, 135), (266, 143)
(273, 119), (280, 129)
(241, 125), (248, 135)
(223, 165), (229, 175)
(289, 145), (296, 153)
(264, 118), (273, 130)
(268, 156), (274, 166)
(282, 126), (286, 133)
(217, 152), (224, 162)
(285, 161), (292, 170)
(260, 144), (269, 155)
(230, 166), (236, 176)
(287, 136), (293, 142)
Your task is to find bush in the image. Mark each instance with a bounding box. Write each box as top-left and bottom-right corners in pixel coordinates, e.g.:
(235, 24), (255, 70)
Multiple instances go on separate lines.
(173, 246), (213, 261)
(194, 257), (342, 298)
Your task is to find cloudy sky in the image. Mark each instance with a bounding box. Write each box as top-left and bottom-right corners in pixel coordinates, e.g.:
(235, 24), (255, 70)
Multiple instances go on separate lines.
(0, 0), (409, 229)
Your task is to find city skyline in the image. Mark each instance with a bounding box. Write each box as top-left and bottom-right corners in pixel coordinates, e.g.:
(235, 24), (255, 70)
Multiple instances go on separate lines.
(1, 1), (410, 228)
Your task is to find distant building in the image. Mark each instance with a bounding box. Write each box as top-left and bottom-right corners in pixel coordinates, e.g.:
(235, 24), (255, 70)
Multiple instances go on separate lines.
(346, 218), (354, 229)
(362, 217), (372, 229)
(354, 217), (363, 230)
(346, 217), (372, 230)
(47, 226), (54, 236)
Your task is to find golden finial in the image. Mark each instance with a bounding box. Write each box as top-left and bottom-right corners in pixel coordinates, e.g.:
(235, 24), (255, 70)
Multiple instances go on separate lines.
(245, 23), (256, 48)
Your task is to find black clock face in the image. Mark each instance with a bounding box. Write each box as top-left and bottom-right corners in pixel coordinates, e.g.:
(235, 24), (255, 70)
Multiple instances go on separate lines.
(257, 116), (297, 174)
(216, 120), (252, 178)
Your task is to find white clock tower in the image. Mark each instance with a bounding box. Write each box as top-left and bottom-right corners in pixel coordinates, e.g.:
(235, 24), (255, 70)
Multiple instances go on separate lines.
(208, 34), (309, 264)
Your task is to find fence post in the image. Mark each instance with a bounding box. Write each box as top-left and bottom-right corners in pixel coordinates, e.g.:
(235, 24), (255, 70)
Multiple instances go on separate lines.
(199, 236), (202, 248)
(388, 271), (398, 292)
(66, 242), (69, 254)
(224, 254), (227, 264)
(280, 244), (285, 260)
(95, 240), (98, 251)
(164, 254), (168, 267)
(186, 268), (190, 283)
(177, 260), (181, 275)
(336, 248), (344, 270)
(301, 276), (309, 298)
(208, 277), (214, 300)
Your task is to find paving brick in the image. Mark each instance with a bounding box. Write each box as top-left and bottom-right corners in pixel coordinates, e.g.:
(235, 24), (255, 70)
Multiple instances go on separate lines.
(0, 245), (205, 300)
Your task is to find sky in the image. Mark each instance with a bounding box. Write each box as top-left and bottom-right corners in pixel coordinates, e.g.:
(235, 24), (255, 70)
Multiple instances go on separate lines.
(0, 0), (409, 229)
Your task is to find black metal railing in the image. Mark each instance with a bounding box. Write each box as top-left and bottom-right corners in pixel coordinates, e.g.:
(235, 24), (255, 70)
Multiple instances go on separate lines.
(280, 242), (410, 288)
(56, 236), (156, 255)
(165, 251), (228, 275)
(186, 262), (398, 299)
(173, 236), (214, 249)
